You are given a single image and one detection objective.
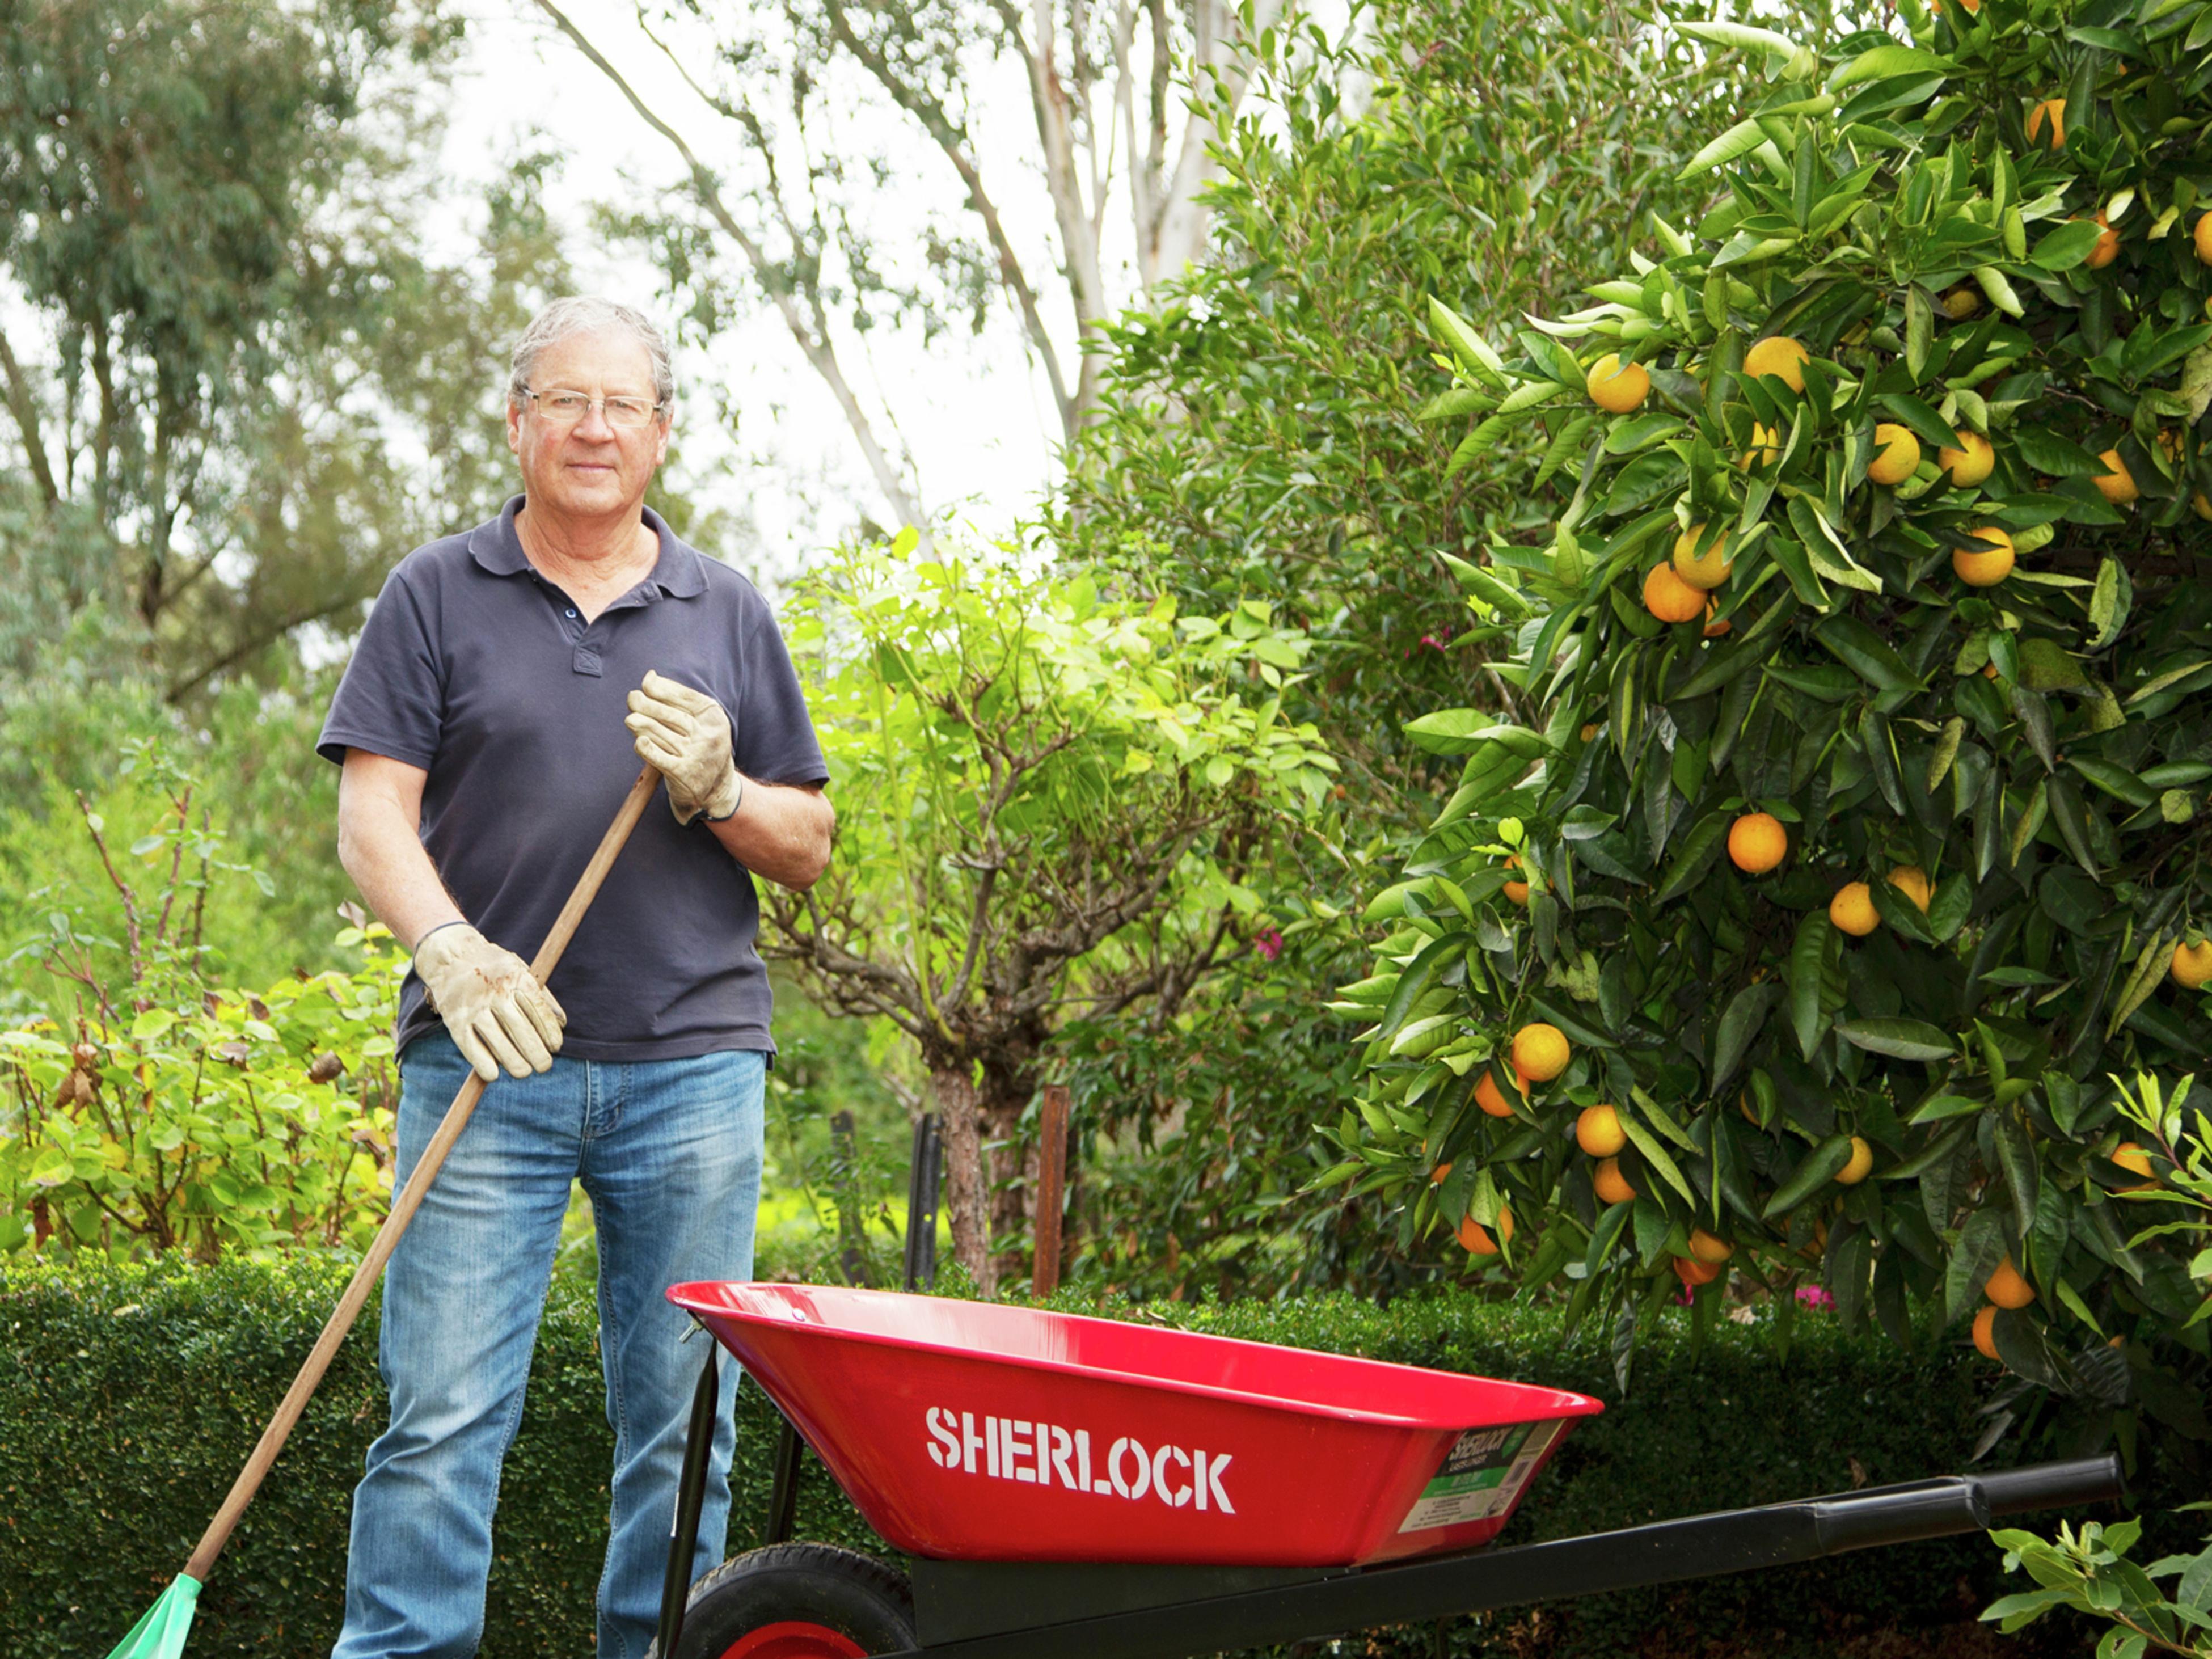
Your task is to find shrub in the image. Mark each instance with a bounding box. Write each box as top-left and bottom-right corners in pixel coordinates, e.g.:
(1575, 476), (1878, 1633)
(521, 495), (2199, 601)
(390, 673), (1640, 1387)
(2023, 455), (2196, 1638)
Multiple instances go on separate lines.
(1328, 0), (2212, 1460)
(1, 1254), (2173, 1658)
(1, 880), (402, 1258)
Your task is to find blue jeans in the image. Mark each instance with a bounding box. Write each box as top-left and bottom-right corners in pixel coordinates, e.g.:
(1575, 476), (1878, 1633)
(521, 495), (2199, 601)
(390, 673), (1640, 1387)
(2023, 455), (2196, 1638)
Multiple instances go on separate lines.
(333, 1032), (765, 1659)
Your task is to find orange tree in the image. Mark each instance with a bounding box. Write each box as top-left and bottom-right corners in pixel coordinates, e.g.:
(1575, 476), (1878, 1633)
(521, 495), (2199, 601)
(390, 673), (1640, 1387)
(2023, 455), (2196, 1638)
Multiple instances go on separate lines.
(1323, 0), (2212, 1432)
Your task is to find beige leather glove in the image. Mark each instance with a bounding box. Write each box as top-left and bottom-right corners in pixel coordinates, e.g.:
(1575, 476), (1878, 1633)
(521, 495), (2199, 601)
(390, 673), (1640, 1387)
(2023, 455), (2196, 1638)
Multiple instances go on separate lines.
(626, 669), (743, 825)
(412, 922), (565, 1082)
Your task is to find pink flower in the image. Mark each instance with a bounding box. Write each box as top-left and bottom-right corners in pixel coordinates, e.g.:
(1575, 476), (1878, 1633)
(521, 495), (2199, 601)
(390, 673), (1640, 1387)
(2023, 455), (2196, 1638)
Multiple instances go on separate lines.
(1796, 1285), (1835, 1310)
(1253, 927), (1284, 962)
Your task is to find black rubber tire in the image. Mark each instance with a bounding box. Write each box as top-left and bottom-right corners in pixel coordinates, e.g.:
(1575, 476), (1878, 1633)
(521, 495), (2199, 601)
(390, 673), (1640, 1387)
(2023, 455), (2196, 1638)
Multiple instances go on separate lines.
(650, 1542), (918, 1659)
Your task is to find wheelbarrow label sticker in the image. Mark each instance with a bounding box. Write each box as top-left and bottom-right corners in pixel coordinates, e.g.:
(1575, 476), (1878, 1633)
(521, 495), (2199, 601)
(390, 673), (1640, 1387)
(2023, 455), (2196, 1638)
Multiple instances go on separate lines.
(923, 1407), (1235, 1514)
(1396, 1419), (1563, 1534)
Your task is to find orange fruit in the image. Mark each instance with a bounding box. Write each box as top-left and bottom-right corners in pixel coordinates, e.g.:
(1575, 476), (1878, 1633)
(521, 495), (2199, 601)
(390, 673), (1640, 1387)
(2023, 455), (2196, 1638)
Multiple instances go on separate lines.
(2026, 97), (2066, 149)
(1474, 1070), (1518, 1118)
(1504, 880), (1530, 905)
(1867, 423), (1921, 485)
(1672, 524), (1733, 590)
(2093, 448), (2138, 505)
(2111, 1142), (2154, 1180)
(1743, 336), (1810, 392)
(1430, 1162), (1451, 1185)
(1727, 812), (1787, 874)
(1580, 722), (1600, 741)
(1941, 285), (1981, 319)
(1576, 1104), (1627, 1157)
(1937, 429), (1993, 487)
(1837, 1135), (1873, 1185)
(1957, 0), (1981, 12)
(2174, 938), (2212, 989)
(2194, 213), (2212, 267)
(1736, 422), (1782, 469)
(1593, 1157), (1636, 1205)
(1512, 1023), (1571, 1081)
(1887, 866), (1933, 913)
(1985, 1255), (2035, 1309)
(1973, 1305), (1999, 1360)
(1952, 527), (2014, 586)
(1673, 1255), (1721, 1287)
(1688, 1228), (1734, 1264)
(1643, 560), (1707, 623)
(2085, 212), (2119, 270)
(2196, 492), (2212, 521)
(1586, 354), (1650, 414)
(1829, 882), (1879, 937)
(1459, 1206), (1513, 1255)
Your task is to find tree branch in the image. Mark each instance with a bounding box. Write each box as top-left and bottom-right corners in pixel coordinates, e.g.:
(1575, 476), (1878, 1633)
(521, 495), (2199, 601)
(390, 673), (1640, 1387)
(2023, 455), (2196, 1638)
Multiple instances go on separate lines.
(0, 326), (59, 507)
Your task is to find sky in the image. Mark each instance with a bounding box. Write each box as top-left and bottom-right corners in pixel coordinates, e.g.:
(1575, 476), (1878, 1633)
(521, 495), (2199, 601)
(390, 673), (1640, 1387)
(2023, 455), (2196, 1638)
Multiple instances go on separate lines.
(437, 0), (1096, 579)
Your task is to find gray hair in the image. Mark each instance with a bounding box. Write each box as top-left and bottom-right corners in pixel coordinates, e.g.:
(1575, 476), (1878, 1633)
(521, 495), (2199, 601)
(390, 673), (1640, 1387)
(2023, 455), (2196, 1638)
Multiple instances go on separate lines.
(507, 297), (676, 413)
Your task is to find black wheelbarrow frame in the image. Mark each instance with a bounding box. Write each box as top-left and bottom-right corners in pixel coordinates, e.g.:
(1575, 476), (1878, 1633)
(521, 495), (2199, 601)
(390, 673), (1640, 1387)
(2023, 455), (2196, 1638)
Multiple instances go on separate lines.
(653, 1338), (2121, 1659)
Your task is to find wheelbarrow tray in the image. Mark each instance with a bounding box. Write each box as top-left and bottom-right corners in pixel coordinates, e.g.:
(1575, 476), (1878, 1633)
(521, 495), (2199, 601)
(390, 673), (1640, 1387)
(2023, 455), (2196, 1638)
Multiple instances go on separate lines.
(667, 1282), (1602, 1568)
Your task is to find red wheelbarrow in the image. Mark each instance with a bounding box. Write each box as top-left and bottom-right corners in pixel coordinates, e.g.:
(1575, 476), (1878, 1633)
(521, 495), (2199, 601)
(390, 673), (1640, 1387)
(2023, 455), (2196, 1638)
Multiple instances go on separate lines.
(647, 1283), (2120, 1659)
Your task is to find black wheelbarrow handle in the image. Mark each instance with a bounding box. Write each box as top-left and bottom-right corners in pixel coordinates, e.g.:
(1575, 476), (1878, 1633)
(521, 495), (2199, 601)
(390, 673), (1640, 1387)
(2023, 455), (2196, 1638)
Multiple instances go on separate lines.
(893, 1454), (2122, 1659)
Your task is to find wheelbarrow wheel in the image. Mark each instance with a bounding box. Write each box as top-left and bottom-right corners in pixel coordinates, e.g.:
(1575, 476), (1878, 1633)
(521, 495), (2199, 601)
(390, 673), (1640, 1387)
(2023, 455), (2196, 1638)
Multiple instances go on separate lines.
(652, 1542), (917, 1659)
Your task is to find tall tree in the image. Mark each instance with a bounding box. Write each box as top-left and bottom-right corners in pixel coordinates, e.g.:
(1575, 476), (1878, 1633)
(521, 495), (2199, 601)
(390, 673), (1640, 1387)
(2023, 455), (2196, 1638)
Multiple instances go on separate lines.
(0, 0), (577, 700)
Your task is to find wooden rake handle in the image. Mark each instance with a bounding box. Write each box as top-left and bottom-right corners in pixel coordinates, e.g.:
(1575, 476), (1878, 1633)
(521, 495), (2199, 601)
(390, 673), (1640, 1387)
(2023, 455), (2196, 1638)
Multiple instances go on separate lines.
(184, 763), (661, 1582)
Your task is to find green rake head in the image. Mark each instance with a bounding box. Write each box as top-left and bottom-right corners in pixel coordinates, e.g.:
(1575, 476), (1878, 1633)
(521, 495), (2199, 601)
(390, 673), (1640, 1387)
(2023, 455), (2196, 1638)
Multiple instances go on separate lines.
(105, 1574), (200, 1659)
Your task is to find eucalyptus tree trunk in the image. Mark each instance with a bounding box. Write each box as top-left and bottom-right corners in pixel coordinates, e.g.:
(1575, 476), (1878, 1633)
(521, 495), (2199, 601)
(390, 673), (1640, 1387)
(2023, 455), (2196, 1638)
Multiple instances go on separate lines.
(929, 1061), (994, 1295)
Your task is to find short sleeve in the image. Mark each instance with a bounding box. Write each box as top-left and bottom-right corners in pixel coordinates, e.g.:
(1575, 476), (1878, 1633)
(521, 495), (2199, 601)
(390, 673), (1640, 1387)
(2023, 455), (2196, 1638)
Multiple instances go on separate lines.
(318, 564), (444, 769)
(734, 592), (829, 787)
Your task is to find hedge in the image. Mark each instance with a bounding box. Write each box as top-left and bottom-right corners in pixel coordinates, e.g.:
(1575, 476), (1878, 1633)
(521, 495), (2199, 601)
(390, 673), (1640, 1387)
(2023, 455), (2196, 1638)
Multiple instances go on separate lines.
(0, 1257), (2146, 1657)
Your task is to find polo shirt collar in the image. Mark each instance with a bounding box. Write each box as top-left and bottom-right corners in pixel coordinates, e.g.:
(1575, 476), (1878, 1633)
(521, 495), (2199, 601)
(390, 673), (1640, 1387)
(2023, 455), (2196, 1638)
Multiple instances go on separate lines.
(468, 495), (708, 600)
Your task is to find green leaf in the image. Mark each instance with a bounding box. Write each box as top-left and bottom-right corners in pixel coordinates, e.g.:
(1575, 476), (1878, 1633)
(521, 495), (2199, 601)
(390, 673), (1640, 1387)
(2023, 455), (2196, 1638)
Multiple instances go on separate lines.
(1712, 982), (1784, 1088)
(1831, 44), (1952, 87)
(1619, 1108), (1698, 1206)
(2029, 217), (2106, 271)
(1814, 616), (1920, 693)
(1654, 814), (1729, 904)
(1681, 118), (1775, 179)
(1791, 910), (1834, 1059)
(1764, 1134), (1857, 1217)
(130, 1009), (179, 1043)
(1836, 1018), (1954, 1061)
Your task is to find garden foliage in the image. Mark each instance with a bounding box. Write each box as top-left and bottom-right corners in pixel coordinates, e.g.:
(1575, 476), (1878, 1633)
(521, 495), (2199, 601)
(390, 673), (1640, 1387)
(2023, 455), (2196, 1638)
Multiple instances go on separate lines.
(1327, 0), (2212, 1445)
(762, 531), (1333, 1291)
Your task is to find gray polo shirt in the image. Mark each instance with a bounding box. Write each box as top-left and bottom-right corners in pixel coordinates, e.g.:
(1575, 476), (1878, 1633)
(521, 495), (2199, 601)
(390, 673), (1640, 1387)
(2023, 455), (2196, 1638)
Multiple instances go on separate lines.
(318, 497), (828, 1062)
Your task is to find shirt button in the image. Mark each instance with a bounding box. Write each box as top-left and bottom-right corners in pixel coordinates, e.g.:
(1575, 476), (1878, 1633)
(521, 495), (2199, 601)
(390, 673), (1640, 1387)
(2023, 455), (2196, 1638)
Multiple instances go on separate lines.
(565, 608), (577, 618)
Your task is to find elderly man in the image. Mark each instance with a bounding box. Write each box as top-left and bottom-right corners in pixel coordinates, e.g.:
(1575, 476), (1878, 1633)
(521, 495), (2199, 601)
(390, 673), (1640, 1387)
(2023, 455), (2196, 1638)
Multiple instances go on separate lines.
(317, 296), (833, 1659)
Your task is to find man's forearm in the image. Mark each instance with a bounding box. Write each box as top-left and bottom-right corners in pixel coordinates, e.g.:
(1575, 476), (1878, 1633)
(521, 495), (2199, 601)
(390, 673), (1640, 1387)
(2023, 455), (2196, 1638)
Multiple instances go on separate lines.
(705, 780), (833, 889)
(337, 796), (466, 951)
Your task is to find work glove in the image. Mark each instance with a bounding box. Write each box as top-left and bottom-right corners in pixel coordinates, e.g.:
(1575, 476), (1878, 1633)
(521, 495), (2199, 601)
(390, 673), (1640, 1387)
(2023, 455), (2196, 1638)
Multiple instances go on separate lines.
(626, 669), (743, 825)
(412, 922), (566, 1082)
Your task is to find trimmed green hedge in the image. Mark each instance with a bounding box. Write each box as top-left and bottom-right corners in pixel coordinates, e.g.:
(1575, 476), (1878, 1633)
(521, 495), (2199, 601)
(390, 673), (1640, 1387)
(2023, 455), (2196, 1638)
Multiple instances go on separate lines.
(0, 1259), (2128, 1656)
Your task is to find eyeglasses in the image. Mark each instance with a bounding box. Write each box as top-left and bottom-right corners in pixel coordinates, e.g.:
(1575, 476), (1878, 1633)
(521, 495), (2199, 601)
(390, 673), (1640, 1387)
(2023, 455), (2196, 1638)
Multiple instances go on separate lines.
(518, 386), (666, 430)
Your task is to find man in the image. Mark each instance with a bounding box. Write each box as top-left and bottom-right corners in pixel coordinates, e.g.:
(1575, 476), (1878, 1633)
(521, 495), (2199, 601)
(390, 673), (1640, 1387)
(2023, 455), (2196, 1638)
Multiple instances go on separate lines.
(317, 296), (834, 1658)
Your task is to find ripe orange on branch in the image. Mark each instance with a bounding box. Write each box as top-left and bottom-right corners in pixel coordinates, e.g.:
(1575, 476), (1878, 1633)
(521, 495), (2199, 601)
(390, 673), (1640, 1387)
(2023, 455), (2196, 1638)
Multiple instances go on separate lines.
(1672, 1255), (1721, 1287)
(1459, 1207), (1513, 1255)
(1593, 1157), (1636, 1204)
(2174, 938), (2212, 989)
(1643, 561), (1707, 623)
(1727, 812), (1787, 874)
(1837, 1135), (1873, 1185)
(1952, 527), (2014, 586)
(2093, 448), (2139, 505)
(1474, 1069), (1519, 1118)
(1829, 881), (1879, 936)
(1743, 335), (1809, 391)
(1511, 1023), (1570, 1080)
(1672, 524), (1733, 590)
(1973, 1305), (2000, 1360)
(1937, 429), (1993, 487)
(2026, 96), (2066, 148)
(1585, 353), (1650, 413)
(1867, 423), (1921, 485)
(1576, 1104), (1627, 1156)
(1985, 1256), (2035, 1308)
(1887, 866), (1934, 913)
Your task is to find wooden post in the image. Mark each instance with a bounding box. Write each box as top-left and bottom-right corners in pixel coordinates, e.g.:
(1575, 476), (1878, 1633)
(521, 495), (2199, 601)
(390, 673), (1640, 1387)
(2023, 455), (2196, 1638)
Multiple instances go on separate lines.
(1032, 1084), (1070, 1299)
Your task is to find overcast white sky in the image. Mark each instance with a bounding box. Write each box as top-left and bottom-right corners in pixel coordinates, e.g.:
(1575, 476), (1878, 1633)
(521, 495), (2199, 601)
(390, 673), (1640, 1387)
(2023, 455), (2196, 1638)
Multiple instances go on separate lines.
(437, 0), (1092, 579)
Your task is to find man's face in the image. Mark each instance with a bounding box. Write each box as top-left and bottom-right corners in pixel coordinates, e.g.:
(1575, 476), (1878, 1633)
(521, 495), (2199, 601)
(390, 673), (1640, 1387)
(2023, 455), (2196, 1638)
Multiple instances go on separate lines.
(506, 328), (672, 524)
